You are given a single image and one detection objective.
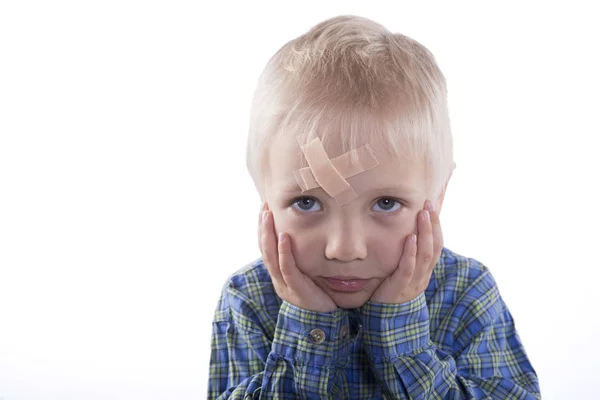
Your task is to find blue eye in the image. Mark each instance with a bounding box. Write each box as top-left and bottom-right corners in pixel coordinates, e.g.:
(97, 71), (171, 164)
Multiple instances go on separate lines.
(373, 198), (402, 213)
(291, 196), (403, 215)
(292, 197), (322, 213)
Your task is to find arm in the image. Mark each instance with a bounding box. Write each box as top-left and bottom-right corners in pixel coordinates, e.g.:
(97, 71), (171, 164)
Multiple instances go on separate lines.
(209, 203), (353, 398)
(360, 272), (540, 399)
(208, 292), (351, 399)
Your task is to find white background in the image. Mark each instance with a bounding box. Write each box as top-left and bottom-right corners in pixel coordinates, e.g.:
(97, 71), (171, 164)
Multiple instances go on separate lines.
(1, 1), (598, 399)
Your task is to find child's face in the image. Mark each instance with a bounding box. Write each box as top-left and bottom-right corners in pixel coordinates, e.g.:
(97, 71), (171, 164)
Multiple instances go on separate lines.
(263, 134), (436, 309)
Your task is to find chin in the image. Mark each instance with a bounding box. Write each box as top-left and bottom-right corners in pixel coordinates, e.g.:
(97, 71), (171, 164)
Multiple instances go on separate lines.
(330, 292), (372, 309)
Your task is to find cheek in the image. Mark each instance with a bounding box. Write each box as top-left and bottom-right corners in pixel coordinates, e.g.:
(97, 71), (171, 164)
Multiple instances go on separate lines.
(271, 212), (324, 276)
(368, 218), (417, 274)
(289, 230), (324, 276)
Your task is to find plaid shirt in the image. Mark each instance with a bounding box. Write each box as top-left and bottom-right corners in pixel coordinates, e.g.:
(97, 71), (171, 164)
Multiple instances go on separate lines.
(208, 247), (540, 399)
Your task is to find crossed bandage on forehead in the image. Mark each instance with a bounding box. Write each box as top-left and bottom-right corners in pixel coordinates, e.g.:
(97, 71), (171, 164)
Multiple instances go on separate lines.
(293, 137), (380, 206)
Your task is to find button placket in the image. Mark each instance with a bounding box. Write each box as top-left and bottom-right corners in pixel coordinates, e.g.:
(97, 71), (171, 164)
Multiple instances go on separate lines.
(339, 324), (349, 339)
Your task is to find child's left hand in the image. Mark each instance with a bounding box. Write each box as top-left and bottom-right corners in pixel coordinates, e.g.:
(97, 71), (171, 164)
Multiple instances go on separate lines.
(370, 200), (443, 304)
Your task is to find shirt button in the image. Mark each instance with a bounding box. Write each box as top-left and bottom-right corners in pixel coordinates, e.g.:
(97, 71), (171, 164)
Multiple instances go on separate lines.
(309, 328), (326, 344)
(339, 325), (349, 339)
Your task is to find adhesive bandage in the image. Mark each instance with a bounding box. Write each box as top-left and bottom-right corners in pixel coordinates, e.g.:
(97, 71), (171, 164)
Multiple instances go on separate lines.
(293, 137), (379, 205)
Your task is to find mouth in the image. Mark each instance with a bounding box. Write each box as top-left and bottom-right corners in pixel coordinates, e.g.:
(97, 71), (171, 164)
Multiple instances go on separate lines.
(323, 276), (370, 293)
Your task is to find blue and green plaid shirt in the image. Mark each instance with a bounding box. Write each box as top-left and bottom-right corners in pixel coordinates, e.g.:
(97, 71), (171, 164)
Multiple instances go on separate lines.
(208, 247), (540, 399)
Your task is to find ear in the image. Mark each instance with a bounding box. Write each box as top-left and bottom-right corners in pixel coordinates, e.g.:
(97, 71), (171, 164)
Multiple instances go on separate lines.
(435, 163), (455, 214)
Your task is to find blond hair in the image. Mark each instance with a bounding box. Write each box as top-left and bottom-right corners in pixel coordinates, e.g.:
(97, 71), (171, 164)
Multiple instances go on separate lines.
(246, 15), (454, 199)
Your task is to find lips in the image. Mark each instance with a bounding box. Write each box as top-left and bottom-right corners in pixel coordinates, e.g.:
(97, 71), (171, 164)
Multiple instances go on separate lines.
(328, 276), (364, 280)
(323, 277), (370, 292)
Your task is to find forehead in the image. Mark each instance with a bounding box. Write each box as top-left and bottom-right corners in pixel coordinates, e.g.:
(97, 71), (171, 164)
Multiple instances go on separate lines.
(268, 133), (427, 199)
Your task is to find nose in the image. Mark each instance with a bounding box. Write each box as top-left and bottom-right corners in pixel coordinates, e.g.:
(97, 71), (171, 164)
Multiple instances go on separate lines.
(324, 218), (368, 262)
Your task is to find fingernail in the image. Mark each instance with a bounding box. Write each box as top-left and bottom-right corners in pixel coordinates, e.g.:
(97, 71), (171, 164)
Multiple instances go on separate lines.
(425, 201), (435, 212)
(411, 234), (417, 244)
(262, 210), (268, 221)
(278, 232), (286, 243)
(422, 210), (430, 222)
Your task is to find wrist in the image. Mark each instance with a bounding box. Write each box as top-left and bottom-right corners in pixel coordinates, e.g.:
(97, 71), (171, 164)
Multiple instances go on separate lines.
(360, 293), (431, 358)
(272, 301), (352, 366)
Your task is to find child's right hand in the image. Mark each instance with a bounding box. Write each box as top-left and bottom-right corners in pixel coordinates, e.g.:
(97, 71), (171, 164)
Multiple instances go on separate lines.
(258, 203), (338, 313)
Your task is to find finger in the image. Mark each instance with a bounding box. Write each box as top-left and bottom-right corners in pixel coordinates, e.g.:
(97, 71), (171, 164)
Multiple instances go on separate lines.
(260, 210), (285, 285)
(257, 202), (267, 251)
(427, 202), (444, 269)
(389, 233), (417, 287)
(413, 208), (435, 283)
(278, 232), (303, 287)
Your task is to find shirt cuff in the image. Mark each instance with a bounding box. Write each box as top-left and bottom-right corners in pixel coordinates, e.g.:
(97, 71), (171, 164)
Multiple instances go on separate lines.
(359, 293), (431, 359)
(271, 301), (351, 367)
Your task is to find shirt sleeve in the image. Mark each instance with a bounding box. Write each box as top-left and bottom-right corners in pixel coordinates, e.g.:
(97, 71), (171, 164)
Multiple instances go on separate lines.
(359, 272), (540, 399)
(208, 291), (352, 399)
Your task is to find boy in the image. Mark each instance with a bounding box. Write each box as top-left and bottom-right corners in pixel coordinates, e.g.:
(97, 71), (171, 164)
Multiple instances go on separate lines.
(208, 15), (540, 399)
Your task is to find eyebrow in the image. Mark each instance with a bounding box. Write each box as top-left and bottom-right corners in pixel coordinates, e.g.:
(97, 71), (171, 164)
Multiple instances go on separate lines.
(368, 185), (417, 195)
(280, 182), (418, 197)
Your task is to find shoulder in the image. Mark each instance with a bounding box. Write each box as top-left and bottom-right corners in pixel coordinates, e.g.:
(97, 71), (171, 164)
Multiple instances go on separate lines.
(431, 247), (499, 295)
(213, 258), (281, 327)
(222, 257), (270, 289)
(428, 247), (507, 351)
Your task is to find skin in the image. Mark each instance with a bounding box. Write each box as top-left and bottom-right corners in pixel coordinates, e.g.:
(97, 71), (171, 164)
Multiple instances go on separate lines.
(258, 133), (449, 311)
